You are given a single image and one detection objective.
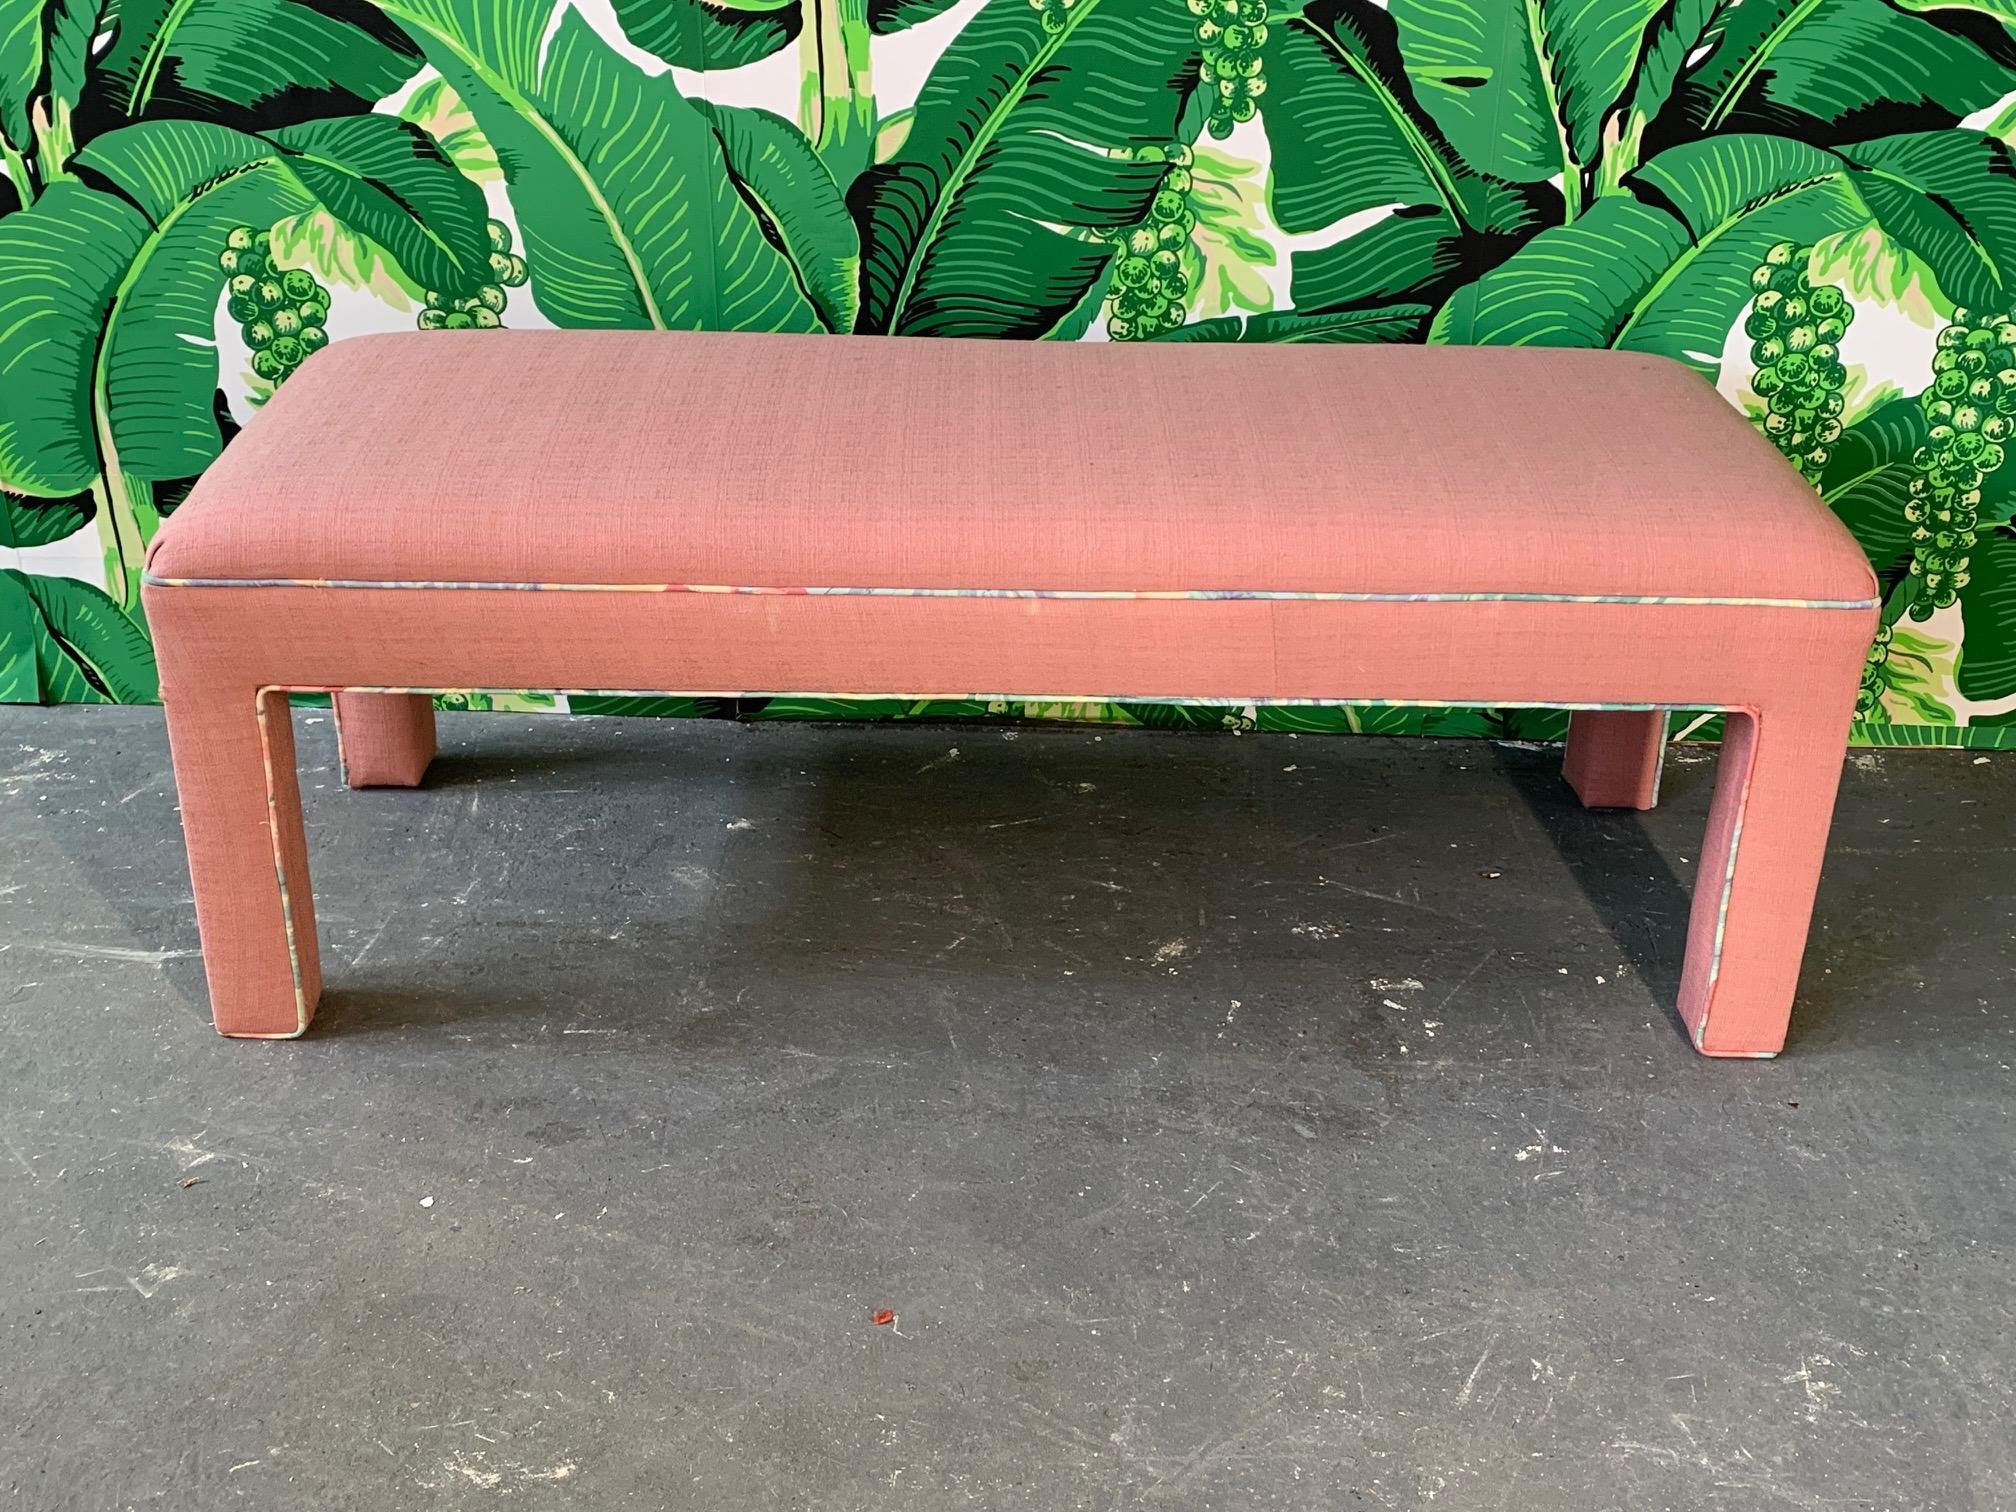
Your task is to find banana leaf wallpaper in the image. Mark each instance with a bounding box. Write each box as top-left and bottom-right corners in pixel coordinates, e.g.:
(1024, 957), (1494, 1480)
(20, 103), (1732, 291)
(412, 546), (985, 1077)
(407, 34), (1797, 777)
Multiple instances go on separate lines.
(9, 0), (2016, 745)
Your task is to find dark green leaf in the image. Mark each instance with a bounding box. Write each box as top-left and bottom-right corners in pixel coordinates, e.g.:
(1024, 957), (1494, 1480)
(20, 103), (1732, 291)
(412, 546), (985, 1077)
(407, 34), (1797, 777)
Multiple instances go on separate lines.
(608, 0), (798, 70)
(0, 181), (150, 495)
(88, 0), (422, 127)
(1265, 0), (1460, 235)
(1838, 131), (2016, 312)
(1662, 0), (2016, 147)
(1433, 132), (2016, 374)
(1264, 2), (1542, 310)
(853, 0), (1200, 337)
(268, 114), (494, 296)
(697, 101), (861, 333)
(1, 484), (92, 547)
(1151, 304), (1431, 342)
(609, 0), (958, 70)
(381, 0), (819, 330)
(1, 0), (99, 149)
(0, 567), (157, 703)
(1389, 0), (1670, 183)
(1819, 397), (1928, 572)
(1290, 209), (1473, 311)
(1958, 529), (2016, 701)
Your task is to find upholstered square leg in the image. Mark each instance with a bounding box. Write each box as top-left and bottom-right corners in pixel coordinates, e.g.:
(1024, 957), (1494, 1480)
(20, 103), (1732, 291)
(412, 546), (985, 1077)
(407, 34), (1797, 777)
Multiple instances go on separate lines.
(1563, 709), (1668, 810)
(334, 692), (437, 788)
(161, 685), (322, 1037)
(1676, 704), (1853, 1057)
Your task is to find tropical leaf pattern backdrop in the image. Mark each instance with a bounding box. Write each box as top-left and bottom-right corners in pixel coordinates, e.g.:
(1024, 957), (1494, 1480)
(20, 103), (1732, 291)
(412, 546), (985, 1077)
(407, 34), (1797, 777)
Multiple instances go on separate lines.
(9, 0), (2016, 745)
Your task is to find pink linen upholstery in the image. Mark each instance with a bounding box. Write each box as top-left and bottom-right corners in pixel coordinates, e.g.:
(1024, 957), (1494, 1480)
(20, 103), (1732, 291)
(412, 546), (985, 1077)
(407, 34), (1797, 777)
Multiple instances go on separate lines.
(143, 331), (1880, 1056)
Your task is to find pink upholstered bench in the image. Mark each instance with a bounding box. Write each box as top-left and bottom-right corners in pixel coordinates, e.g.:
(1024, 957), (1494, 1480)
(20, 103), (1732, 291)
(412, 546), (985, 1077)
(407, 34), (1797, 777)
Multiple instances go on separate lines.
(143, 331), (1878, 1056)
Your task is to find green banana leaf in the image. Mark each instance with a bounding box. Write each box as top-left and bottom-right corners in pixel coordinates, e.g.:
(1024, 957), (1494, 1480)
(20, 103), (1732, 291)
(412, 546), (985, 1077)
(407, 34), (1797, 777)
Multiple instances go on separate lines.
(1, 0), (96, 150)
(1387, 0), (1676, 186)
(607, 0), (960, 71)
(1958, 530), (2016, 701)
(374, 0), (819, 331)
(1, 485), (91, 547)
(1264, 0), (1548, 312)
(1661, 0), (2016, 146)
(86, 0), (423, 127)
(0, 567), (157, 702)
(1819, 397), (1929, 573)
(1840, 132), (2016, 311)
(1250, 704), (1507, 737)
(1432, 132), (2016, 377)
(696, 101), (860, 333)
(1149, 304), (1432, 342)
(0, 117), (486, 500)
(1855, 716), (2016, 746)
(1266, 0), (1468, 235)
(0, 181), (142, 495)
(853, 0), (1201, 338)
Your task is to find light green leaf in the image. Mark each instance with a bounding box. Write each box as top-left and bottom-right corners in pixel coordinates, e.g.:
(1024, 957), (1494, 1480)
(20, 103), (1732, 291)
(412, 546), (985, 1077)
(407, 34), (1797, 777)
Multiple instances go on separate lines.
(402, 75), (501, 181)
(854, 0), (1200, 338)
(266, 206), (422, 303)
(1880, 620), (1959, 723)
(1808, 224), (1944, 318)
(377, 0), (818, 331)
(1183, 142), (1274, 321)
(873, 107), (912, 164)
(696, 100), (860, 333)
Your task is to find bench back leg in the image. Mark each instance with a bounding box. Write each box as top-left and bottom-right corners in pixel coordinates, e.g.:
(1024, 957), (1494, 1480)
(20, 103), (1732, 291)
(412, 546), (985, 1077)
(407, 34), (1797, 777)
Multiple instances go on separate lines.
(334, 692), (437, 788)
(1562, 709), (1667, 810)
(162, 686), (323, 1037)
(1678, 705), (1852, 1057)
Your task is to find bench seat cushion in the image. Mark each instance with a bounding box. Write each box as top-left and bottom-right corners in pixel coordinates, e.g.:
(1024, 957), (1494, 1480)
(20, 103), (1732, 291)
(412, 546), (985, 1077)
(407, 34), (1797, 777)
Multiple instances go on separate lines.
(149, 330), (1875, 607)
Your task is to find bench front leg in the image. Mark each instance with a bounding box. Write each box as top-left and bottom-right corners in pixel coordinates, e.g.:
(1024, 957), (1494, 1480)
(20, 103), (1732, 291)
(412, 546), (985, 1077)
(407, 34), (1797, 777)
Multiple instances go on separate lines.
(1563, 709), (1667, 810)
(334, 691), (437, 788)
(162, 685), (322, 1037)
(1678, 706), (1850, 1057)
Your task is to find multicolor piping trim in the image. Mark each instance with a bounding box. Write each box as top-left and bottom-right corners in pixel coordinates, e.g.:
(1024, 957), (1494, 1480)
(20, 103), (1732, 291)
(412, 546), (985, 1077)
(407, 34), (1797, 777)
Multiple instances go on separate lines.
(246, 685), (1763, 1052)
(143, 574), (1882, 611)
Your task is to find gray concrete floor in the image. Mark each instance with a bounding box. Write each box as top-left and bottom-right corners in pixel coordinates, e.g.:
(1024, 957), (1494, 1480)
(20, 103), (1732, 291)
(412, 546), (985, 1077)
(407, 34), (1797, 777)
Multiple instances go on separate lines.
(1, 707), (2012, 1511)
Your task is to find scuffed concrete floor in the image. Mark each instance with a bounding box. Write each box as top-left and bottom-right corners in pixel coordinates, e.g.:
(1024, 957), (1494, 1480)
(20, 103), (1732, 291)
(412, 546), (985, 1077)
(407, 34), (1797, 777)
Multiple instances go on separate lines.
(1, 707), (2012, 1511)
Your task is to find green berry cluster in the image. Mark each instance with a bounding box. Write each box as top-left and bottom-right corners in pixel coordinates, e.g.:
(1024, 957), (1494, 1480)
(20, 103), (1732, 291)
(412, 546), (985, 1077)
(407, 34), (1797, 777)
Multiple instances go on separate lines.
(1856, 621), (1895, 721)
(418, 219), (528, 330)
(1906, 306), (2016, 617)
(1104, 143), (1195, 342)
(221, 226), (331, 386)
(1745, 242), (1851, 481)
(1188, 0), (1267, 139)
(1026, 0), (1076, 34)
